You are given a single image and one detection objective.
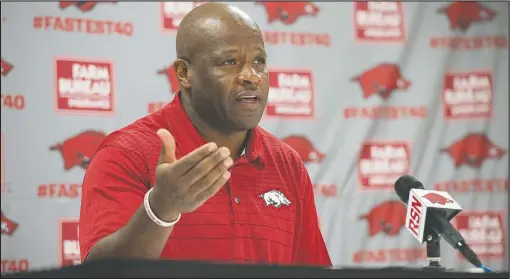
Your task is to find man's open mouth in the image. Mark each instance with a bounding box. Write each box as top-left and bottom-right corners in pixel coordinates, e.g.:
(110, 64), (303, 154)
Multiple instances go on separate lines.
(236, 95), (260, 103)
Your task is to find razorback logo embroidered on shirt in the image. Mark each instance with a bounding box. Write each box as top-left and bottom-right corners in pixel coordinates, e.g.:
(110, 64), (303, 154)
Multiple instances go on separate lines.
(259, 190), (291, 208)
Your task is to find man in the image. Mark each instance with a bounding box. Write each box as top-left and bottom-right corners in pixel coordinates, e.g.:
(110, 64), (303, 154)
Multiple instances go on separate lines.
(79, 3), (331, 267)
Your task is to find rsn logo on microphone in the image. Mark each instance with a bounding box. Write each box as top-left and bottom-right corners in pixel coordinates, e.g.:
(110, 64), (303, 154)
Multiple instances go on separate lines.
(405, 189), (462, 243)
(406, 194), (424, 240)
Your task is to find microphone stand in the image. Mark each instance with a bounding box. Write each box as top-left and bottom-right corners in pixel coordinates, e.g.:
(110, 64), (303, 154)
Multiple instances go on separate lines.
(421, 230), (446, 271)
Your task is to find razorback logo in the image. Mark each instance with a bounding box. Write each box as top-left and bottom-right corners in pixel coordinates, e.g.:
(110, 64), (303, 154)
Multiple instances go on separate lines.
(437, 2), (496, 32)
(157, 66), (180, 94)
(440, 133), (505, 168)
(1, 211), (19, 236)
(422, 193), (453, 205)
(360, 200), (406, 237)
(257, 2), (319, 25)
(259, 190), (291, 208)
(282, 135), (325, 163)
(59, 1), (117, 12)
(351, 63), (411, 100)
(50, 130), (107, 171)
(1, 59), (14, 77)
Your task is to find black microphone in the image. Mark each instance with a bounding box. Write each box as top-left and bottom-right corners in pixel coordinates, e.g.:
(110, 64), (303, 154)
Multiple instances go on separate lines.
(394, 175), (483, 268)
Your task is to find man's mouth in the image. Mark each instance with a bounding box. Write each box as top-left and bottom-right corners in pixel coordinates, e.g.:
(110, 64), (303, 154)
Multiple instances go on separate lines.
(236, 95), (260, 103)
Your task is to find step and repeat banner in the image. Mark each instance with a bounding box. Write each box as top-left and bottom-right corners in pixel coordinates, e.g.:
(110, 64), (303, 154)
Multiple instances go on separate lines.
(1, 1), (508, 274)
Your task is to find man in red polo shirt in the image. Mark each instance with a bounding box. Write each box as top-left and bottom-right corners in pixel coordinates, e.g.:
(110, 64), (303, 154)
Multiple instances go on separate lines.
(79, 3), (331, 267)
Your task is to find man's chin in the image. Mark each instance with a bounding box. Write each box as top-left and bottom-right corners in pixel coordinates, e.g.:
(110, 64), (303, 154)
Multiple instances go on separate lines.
(229, 115), (263, 132)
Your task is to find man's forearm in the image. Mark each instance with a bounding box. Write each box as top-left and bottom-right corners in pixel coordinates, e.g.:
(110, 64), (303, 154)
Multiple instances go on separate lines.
(84, 200), (178, 262)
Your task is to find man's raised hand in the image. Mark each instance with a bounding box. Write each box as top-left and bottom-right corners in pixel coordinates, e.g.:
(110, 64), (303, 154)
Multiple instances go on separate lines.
(150, 129), (232, 222)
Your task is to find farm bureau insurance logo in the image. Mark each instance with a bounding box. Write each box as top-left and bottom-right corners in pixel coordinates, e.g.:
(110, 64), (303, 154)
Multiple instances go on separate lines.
(33, 2), (133, 36)
(353, 2), (406, 43)
(442, 71), (493, 119)
(430, 2), (507, 50)
(256, 2), (330, 47)
(266, 69), (315, 119)
(160, 2), (206, 32)
(345, 63), (427, 119)
(353, 200), (426, 264)
(59, 219), (80, 267)
(454, 211), (506, 260)
(358, 141), (410, 190)
(55, 58), (115, 115)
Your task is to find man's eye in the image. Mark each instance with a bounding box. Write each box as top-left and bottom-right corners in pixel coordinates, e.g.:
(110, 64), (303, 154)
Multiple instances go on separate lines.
(254, 57), (266, 64)
(222, 59), (237, 65)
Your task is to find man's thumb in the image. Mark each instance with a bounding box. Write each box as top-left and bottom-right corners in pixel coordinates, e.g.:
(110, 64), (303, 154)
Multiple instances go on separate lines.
(157, 129), (177, 164)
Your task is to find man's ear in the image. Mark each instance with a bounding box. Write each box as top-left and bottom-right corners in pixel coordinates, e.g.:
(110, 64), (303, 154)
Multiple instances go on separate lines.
(173, 59), (191, 89)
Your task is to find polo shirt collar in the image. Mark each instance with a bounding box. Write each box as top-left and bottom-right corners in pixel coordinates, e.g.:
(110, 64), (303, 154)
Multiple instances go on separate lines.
(163, 92), (264, 166)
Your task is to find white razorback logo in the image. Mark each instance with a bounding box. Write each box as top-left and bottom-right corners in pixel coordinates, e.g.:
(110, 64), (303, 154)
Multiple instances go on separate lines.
(259, 190), (291, 208)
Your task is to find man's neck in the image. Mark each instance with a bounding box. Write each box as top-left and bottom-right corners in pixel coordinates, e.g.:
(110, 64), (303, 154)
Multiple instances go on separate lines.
(181, 94), (248, 159)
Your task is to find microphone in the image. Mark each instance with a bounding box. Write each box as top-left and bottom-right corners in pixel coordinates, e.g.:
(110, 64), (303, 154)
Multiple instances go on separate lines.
(394, 175), (485, 269)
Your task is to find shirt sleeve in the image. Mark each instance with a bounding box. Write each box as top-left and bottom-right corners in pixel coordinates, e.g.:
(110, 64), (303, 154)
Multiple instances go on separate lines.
(295, 162), (332, 267)
(79, 145), (150, 262)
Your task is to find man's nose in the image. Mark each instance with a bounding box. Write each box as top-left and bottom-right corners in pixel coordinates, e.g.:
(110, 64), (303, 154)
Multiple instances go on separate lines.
(237, 66), (263, 87)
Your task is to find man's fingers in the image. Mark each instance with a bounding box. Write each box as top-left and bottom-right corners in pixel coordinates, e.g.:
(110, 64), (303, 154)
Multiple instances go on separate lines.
(169, 141), (218, 175)
(187, 151), (231, 194)
(195, 171), (231, 202)
(179, 147), (232, 187)
(157, 129), (177, 164)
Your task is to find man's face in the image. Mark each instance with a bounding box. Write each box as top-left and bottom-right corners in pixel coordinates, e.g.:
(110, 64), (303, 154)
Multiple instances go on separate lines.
(188, 21), (269, 132)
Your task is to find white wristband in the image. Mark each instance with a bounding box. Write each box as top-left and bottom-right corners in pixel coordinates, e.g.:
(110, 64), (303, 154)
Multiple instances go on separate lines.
(144, 188), (181, 227)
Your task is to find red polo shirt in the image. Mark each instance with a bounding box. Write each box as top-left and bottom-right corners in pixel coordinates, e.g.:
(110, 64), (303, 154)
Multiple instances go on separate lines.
(79, 93), (331, 267)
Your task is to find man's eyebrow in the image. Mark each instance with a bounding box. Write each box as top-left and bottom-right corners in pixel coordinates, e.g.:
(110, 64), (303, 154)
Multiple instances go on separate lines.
(255, 46), (267, 56)
(213, 48), (239, 56)
(212, 45), (267, 57)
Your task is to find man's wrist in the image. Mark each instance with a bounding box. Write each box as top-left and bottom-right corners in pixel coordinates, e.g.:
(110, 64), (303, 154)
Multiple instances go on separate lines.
(148, 187), (181, 222)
